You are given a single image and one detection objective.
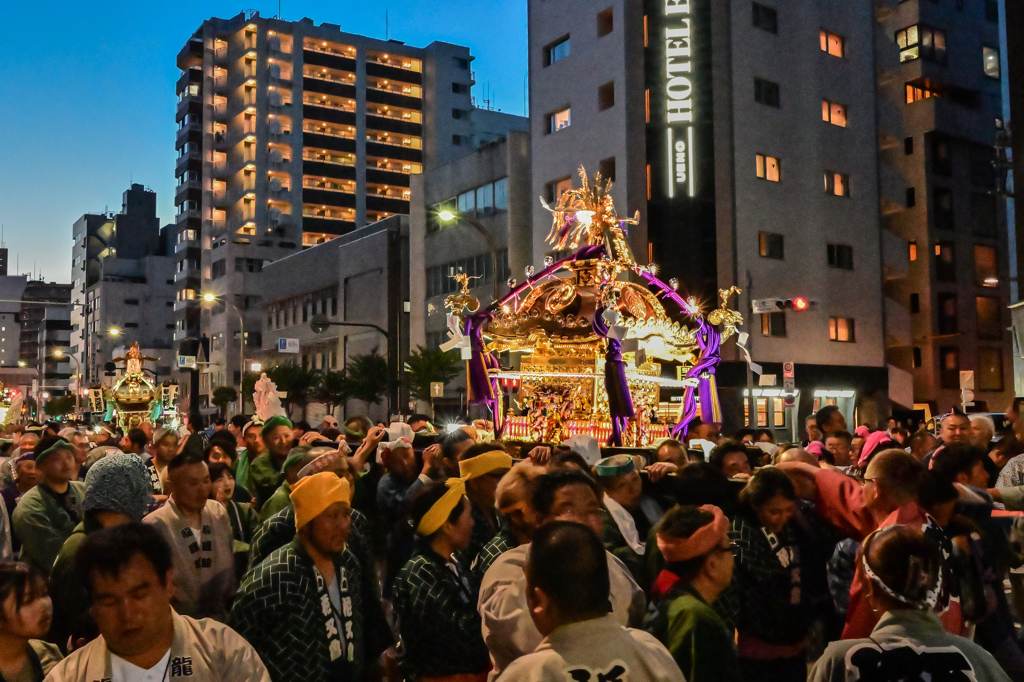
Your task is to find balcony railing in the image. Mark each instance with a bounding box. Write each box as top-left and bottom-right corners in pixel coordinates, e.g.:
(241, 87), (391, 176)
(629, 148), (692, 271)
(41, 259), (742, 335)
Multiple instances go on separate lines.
(302, 152), (355, 166)
(302, 209), (354, 221)
(302, 180), (354, 193)
(304, 43), (355, 57)
(304, 70), (356, 84)
(175, 209), (201, 223)
(302, 126), (355, 140)
(302, 97), (355, 112)
(367, 83), (421, 98)
(366, 134), (421, 150)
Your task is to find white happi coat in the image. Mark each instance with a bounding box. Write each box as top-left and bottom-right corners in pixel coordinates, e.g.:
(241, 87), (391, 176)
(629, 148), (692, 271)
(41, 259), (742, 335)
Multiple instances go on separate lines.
(44, 610), (270, 682)
(143, 498), (236, 622)
(495, 615), (684, 682)
(478, 543), (646, 680)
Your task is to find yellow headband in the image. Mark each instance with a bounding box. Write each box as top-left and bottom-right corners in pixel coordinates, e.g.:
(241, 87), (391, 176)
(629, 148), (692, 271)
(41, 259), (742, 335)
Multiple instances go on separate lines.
(416, 478), (466, 537)
(459, 450), (513, 481)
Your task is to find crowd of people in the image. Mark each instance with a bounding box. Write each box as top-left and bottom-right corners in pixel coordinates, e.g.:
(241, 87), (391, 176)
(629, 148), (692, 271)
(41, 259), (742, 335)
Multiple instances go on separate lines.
(1, 404), (1024, 681)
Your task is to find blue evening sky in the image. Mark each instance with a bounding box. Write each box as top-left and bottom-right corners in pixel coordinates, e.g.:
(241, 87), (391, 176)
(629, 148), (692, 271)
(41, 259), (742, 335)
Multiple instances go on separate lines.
(0, 0), (527, 281)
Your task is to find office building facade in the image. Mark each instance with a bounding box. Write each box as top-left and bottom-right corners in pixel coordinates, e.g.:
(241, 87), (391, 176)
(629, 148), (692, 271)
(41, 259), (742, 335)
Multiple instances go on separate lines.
(527, 0), (1008, 430)
(175, 10), (484, 407)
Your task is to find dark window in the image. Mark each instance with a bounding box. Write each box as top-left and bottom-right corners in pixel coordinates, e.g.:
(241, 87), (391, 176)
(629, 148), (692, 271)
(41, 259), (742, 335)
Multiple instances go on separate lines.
(985, 0), (999, 22)
(545, 36), (570, 66)
(939, 346), (960, 389)
(452, 134), (464, 145)
(933, 188), (954, 230)
(905, 136), (914, 155)
(598, 82), (615, 111)
(599, 157), (616, 183)
(597, 8), (614, 36)
(754, 78), (780, 107)
(454, 57), (470, 69)
(124, 299), (139, 305)
(759, 232), (784, 259)
(452, 109), (465, 119)
(761, 312), (786, 337)
(931, 134), (952, 176)
(935, 241), (956, 282)
(910, 293), (920, 313)
(971, 193), (997, 235)
(451, 82), (469, 94)
(937, 293), (958, 334)
(978, 347), (1003, 391)
(906, 187), (916, 207)
(123, 322), (138, 329)
(752, 2), (778, 33)
(913, 346), (922, 367)
(977, 296), (1001, 340)
(827, 244), (853, 269)
(331, 296), (338, 316)
(211, 259), (226, 280)
(969, 144), (996, 188)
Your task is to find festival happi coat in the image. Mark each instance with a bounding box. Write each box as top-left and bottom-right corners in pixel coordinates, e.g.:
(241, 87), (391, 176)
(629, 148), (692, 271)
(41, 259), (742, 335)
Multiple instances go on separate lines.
(442, 167), (747, 447)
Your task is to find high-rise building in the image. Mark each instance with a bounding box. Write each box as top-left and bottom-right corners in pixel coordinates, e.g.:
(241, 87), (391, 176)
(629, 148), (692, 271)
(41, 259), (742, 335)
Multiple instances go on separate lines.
(175, 11), (484, 407)
(527, 0), (1008, 430)
(70, 184), (174, 387)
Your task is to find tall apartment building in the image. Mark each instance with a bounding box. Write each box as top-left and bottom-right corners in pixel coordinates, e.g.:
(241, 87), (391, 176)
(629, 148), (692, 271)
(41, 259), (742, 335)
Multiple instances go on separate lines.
(527, 0), (1008, 431)
(70, 184), (174, 386)
(877, 0), (1009, 412)
(175, 11), (484, 406)
(20, 281), (72, 397)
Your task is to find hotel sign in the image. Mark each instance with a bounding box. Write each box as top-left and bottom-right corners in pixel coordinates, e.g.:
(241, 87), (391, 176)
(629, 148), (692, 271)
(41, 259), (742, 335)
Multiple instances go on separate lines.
(664, 0), (695, 198)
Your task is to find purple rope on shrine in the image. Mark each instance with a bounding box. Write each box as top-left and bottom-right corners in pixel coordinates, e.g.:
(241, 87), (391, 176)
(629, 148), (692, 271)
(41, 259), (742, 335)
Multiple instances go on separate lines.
(634, 270), (725, 439)
(593, 307), (635, 447)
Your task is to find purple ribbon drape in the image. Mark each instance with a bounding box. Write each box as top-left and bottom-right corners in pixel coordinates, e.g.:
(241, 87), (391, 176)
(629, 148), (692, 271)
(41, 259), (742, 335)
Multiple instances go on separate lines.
(672, 318), (723, 439)
(593, 307), (635, 446)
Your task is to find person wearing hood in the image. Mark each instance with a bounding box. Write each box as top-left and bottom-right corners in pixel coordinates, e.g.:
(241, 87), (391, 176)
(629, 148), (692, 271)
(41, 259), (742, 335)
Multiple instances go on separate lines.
(49, 453), (154, 651)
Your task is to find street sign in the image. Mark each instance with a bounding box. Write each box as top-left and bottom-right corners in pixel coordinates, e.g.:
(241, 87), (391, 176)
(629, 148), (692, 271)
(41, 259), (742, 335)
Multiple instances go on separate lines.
(783, 394), (796, 407)
(759, 374), (777, 386)
(783, 362), (795, 378)
(783, 377), (795, 392)
(278, 338), (300, 354)
(959, 371), (975, 390)
(177, 355), (196, 370)
(430, 381), (444, 398)
(752, 298), (779, 314)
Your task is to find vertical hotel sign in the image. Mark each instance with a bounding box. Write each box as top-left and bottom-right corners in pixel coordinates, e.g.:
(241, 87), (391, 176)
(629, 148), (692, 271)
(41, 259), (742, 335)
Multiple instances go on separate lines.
(664, 0), (695, 199)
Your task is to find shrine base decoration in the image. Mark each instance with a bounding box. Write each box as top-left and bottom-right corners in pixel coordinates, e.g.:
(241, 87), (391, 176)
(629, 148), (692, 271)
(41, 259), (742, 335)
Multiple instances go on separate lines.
(441, 167), (745, 447)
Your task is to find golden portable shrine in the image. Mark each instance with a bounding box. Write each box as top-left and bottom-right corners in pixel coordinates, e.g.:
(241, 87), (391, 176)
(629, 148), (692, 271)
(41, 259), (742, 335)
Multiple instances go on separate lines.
(443, 167), (749, 447)
(92, 343), (179, 430)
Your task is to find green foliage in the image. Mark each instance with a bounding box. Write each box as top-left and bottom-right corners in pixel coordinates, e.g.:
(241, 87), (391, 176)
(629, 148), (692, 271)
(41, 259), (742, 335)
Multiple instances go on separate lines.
(347, 350), (390, 408)
(311, 369), (348, 418)
(45, 395), (76, 417)
(403, 345), (462, 402)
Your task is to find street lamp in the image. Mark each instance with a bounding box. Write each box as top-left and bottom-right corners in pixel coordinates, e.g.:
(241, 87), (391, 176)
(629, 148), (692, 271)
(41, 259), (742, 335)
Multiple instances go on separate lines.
(309, 314), (395, 417)
(436, 210), (501, 303)
(203, 293), (245, 414)
(52, 349), (81, 418)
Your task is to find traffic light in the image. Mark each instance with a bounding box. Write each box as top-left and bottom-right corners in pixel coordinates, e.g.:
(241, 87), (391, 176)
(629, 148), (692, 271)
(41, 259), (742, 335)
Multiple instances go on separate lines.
(752, 297), (818, 314)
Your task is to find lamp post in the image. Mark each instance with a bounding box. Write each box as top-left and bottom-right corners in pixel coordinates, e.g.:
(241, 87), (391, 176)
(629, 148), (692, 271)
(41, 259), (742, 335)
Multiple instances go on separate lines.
(309, 314), (394, 417)
(437, 210), (501, 303)
(52, 349), (81, 419)
(203, 293), (245, 415)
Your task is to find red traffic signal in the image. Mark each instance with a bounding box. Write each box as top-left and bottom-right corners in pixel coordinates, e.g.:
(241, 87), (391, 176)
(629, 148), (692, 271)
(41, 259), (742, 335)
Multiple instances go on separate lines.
(775, 297), (815, 311)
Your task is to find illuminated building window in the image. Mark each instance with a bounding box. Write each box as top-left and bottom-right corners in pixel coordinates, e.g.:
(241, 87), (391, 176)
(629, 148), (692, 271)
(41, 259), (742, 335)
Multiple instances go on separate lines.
(906, 82), (940, 103)
(820, 29), (845, 57)
(829, 317), (856, 342)
(545, 36), (570, 66)
(983, 46), (1000, 79)
(756, 154), (781, 182)
(908, 240), (918, 261)
(547, 107), (571, 133)
(822, 100), (847, 126)
(895, 25), (946, 64)
(824, 171), (849, 197)
(546, 177), (573, 203)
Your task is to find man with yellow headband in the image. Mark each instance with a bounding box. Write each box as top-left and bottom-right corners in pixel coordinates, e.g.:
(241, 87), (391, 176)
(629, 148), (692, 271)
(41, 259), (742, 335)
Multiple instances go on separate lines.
(231, 472), (372, 682)
(458, 444), (513, 568)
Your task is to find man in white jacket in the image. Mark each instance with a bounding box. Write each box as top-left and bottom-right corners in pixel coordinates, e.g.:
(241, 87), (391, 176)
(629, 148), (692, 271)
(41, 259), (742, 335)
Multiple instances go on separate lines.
(45, 522), (270, 682)
(497, 520), (683, 682)
(479, 470), (646, 679)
